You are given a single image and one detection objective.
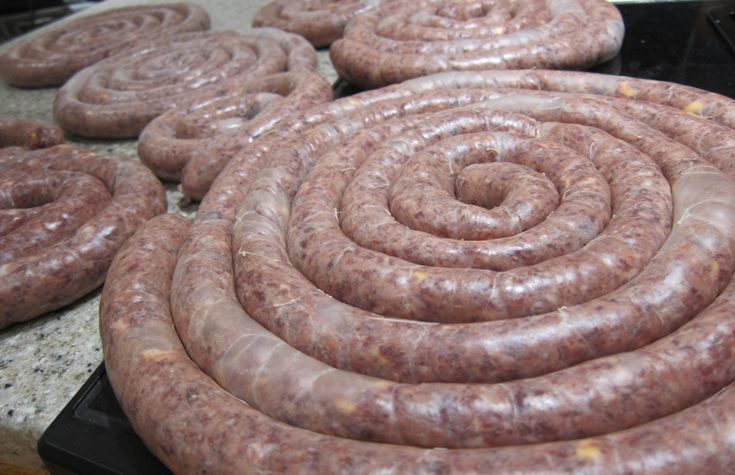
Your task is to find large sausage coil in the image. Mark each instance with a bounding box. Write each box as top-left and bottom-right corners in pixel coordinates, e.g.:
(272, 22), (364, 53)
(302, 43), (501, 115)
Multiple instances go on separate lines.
(0, 3), (210, 88)
(137, 71), (332, 200)
(253, 0), (381, 47)
(0, 144), (166, 330)
(101, 70), (735, 473)
(54, 28), (318, 139)
(330, 0), (624, 89)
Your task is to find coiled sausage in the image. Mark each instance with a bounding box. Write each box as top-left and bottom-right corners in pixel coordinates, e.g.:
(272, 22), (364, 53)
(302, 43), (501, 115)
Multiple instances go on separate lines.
(1, 144), (166, 329)
(54, 28), (318, 138)
(253, 0), (380, 47)
(0, 3), (209, 88)
(137, 71), (332, 200)
(330, 0), (624, 88)
(101, 70), (735, 472)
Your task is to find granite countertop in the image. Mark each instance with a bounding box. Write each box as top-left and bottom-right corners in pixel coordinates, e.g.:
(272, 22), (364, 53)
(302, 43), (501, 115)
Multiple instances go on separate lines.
(0, 0), (338, 471)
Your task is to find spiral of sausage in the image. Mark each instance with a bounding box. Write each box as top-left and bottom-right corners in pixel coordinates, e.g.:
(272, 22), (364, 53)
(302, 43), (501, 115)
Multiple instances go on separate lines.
(53, 28), (318, 139)
(253, 0), (381, 47)
(330, 0), (624, 89)
(0, 143), (166, 330)
(137, 71), (332, 200)
(100, 71), (735, 473)
(0, 3), (210, 88)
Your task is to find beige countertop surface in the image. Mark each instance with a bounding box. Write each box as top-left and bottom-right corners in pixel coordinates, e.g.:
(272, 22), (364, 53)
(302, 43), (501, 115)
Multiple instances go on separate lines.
(0, 0), (337, 470)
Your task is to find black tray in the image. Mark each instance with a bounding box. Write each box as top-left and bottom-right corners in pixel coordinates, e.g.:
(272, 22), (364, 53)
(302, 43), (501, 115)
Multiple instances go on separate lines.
(37, 363), (171, 475)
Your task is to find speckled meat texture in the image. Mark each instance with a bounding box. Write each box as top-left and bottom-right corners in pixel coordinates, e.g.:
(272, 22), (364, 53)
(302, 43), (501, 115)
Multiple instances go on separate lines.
(330, 0), (624, 89)
(0, 3), (210, 88)
(137, 71), (332, 200)
(0, 118), (64, 149)
(0, 141), (166, 330)
(253, 0), (381, 47)
(100, 70), (735, 473)
(53, 28), (319, 139)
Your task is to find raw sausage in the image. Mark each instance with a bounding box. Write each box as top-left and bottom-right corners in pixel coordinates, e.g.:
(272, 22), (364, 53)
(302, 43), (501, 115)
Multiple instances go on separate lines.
(0, 118), (64, 149)
(330, 0), (624, 88)
(54, 28), (319, 139)
(100, 70), (735, 472)
(0, 144), (166, 329)
(137, 71), (332, 200)
(0, 3), (209, 88)
(102, 216), (735, 474)
(253, 0), (380, 47)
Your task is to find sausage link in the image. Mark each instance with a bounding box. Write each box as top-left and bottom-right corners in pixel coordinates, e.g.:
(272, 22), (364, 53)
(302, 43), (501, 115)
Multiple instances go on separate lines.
(0, 171), (110, 261)
(0, 144), (166, 329)
(330, 0), (625, 88)
(54, 28), (319, 139)
(253, 0), (381, 47)
(102, 213), (735, 475)
(217, 105), (735, 447)
(402, 161), (560, 239)
(101, 70), (735, 472)
(0, 3), (209, 88)
(0, 118), (64, 149)
(137, 71), (332, 200)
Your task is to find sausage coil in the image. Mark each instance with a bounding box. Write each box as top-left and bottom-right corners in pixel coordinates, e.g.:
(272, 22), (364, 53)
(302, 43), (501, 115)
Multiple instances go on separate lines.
(330, 0), (624, 88)
(1, 144), (166, 329)
(54, 28), (318, 139)
(253, 0), (381, 47)
(0, 3), (210, 88)
(137, 71), (332, 200)
(100, 70), (735, 473)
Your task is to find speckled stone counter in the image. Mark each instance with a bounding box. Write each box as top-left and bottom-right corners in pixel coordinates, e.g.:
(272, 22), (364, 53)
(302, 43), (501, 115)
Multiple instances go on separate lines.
(0, 0), (338, 470)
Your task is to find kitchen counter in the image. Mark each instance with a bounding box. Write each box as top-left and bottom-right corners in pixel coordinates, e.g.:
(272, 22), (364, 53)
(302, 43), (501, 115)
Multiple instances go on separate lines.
(0, 0), (337, 471)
